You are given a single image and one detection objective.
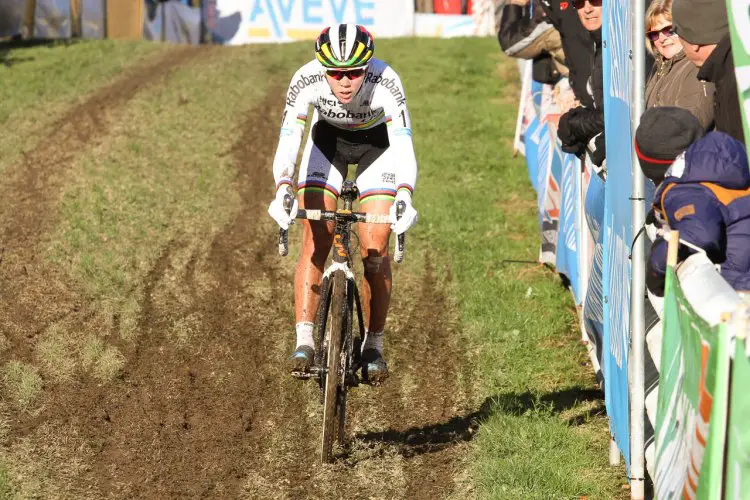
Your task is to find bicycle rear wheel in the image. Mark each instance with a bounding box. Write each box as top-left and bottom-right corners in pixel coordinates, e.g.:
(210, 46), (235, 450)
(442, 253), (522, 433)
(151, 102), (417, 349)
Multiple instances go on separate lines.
(321, 271), (350, 463)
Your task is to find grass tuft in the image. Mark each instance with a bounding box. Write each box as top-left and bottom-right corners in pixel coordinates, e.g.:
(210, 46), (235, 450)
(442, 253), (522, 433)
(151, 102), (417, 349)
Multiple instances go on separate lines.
(36, 324), (78, 382)
(93, 346), (125, 382)
(2, 361), (43, 411)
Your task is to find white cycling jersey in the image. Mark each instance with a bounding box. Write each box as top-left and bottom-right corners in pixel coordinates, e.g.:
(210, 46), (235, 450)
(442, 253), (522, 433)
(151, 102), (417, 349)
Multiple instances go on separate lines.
(272, 58), (418, 198)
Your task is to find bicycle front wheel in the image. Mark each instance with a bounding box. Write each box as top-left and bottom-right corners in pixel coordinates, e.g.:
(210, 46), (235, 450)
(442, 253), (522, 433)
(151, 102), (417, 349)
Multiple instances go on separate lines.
(321, 271), (349, 463)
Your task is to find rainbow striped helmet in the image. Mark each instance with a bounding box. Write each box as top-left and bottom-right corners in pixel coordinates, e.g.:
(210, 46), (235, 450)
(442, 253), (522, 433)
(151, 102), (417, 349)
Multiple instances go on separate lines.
(314, 24), (374, 70)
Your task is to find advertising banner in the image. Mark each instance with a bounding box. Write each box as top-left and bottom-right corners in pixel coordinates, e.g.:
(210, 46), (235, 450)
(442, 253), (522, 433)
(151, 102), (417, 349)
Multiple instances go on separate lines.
(521, 80), (549, 192)
(654, 267), (729, 500)
(557, 150), (582, 304)
(727, 0), (750, 147)
(601, 0), (633, 468)
(0, 1), (23, 38)
(726, 337), (750, 500)
(513, 60), (534, 158)
(34, 0), (72, 39)
(413, 13), (475, 38)
(213, 0), (413, 44)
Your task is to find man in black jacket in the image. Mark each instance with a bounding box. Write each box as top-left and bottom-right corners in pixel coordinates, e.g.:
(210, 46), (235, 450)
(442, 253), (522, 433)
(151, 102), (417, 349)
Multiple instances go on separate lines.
(673, 0), (744, 145)
(556, 0), (605, 165)
(540, 0), (595, 107)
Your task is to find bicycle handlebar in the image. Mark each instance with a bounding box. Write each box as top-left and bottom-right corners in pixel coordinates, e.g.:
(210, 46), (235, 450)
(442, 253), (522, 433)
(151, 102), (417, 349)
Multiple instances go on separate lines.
(277, 194), (406, 262)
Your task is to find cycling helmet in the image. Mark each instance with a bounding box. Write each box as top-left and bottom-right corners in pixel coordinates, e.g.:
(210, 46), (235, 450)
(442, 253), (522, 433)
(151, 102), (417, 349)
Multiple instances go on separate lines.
(314, 24), (374, 69)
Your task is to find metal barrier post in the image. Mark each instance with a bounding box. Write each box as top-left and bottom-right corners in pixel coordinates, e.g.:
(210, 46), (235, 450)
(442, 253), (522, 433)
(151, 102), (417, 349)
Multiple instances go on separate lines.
(629, 0), (647, 497)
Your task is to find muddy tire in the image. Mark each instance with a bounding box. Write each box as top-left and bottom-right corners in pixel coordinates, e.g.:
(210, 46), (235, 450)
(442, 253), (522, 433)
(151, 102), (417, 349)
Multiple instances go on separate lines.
(321, 271), (347, 463)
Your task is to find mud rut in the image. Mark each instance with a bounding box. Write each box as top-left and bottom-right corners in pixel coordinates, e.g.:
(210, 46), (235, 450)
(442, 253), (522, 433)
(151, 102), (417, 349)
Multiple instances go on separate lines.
(1, 51), (476, 499)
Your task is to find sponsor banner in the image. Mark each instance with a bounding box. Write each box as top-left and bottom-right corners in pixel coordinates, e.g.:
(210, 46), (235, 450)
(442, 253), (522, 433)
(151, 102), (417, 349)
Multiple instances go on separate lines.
(726, 336), (750, 500)
(582, 162), (605, 367)
(413, 13), (475, 38)
(34, 0), (72, 39)
(557, 150), (582, 304)
(654, 266), (730, 499)
(0, 1), (23, 38)
(213, 0), (413, 44)
(522, 79), (546, 192)
(534, 84), (560, 264)
(727, 0), (750, 147)
(513, 60), (534, 158)
(601, 0), (633, 468)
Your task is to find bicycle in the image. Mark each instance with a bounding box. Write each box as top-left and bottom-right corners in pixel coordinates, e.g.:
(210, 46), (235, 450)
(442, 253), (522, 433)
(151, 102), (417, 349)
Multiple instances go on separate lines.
(277, 180), (406, 463)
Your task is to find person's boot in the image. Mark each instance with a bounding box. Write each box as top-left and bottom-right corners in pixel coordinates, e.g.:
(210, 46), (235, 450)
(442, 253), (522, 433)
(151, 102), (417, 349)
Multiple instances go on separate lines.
(361, 348), (388, 385)
(289, 345), (315, 372)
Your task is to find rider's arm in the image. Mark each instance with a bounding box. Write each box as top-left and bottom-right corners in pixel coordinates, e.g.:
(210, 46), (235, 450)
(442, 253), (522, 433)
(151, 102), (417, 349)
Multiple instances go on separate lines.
(374, 67), (418, 198)
(272, 67), (318, 191)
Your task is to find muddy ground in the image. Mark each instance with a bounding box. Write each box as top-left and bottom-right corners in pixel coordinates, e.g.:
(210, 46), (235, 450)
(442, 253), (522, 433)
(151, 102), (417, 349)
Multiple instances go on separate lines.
(0, 47), (478, 499)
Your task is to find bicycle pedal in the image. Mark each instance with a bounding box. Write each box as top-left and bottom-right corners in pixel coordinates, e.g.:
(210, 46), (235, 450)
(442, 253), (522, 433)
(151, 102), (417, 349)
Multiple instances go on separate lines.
(291, 370), (318, 380)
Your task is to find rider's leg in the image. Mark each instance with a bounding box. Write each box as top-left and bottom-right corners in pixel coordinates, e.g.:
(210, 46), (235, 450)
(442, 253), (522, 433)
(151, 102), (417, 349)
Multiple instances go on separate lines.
(294, 191), (337, 329)
(290, 125), (344, 368)
(357, 199), (393, 337)
(356, 199), (392, 383)
(354, 142), (397, 383)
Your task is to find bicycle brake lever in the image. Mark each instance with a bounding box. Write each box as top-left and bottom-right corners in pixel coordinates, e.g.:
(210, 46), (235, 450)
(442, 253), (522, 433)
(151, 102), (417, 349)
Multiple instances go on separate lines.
(394, 200), (406, 264)
(279, 193), (293, 256)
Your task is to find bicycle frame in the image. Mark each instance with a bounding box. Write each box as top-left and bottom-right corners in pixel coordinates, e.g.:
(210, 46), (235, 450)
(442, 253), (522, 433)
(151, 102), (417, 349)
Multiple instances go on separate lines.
(277, 179), (405, 462)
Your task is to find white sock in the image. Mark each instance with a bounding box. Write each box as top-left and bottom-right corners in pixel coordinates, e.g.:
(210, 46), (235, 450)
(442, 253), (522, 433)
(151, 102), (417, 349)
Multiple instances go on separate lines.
(295, 322), (314, 348)
(362, 330), (383, 353)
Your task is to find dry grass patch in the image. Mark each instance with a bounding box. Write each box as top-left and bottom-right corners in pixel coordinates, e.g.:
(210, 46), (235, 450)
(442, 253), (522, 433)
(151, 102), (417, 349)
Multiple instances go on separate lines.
(92, 345), (125, 382)
(36, 323), (78, 382)
(3, 423), (98, 499)
(2, 361), (43, 411)
(0, 331), (8, 354)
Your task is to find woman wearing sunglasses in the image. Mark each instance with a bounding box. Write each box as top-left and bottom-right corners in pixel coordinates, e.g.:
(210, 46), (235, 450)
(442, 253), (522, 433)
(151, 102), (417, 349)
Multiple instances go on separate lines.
(644, 0), (713, 130)
(267, 24), (419, 383)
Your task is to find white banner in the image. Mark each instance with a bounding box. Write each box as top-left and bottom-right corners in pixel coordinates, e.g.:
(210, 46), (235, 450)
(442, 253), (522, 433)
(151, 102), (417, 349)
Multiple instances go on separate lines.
(215, 0), (414, 44)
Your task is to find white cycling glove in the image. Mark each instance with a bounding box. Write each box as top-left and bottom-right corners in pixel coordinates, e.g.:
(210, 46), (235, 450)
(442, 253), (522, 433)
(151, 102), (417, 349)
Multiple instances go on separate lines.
(268, 185), (298, 230)
(389, 190), (418, 235)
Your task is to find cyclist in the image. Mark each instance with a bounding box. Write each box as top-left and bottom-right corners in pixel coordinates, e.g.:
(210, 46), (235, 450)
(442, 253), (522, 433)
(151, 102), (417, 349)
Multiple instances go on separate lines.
(267, 24), (419, 384)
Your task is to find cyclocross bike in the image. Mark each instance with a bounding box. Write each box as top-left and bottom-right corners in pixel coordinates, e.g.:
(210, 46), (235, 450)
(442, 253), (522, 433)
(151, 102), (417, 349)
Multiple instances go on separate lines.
(278, 180), (406, 463)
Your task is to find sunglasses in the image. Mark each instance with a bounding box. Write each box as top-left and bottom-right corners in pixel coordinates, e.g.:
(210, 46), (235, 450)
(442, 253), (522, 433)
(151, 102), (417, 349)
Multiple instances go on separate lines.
(573, 0), (602, 8)
(646, 25), (676, 42)
(326, 68), (366, 81)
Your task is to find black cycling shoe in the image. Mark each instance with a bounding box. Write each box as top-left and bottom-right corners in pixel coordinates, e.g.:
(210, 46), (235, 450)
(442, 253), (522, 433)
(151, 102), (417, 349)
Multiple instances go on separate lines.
(361, 348), (389, 385)
(289, 345), (315, 372)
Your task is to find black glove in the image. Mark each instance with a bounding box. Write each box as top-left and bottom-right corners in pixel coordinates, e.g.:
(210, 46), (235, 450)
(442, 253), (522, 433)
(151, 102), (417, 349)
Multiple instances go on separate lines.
(557, 107), (584, 146)
(560, 106), (605, 145)
(590, 133), (606, 166)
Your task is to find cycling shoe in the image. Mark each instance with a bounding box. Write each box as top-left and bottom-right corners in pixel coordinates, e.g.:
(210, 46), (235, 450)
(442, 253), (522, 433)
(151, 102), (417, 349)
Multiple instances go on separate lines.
(361, 348), (389, 385)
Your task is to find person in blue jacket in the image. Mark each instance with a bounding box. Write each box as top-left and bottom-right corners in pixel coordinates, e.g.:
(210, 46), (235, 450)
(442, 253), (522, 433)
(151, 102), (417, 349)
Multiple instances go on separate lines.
(641, 127), (750, 295)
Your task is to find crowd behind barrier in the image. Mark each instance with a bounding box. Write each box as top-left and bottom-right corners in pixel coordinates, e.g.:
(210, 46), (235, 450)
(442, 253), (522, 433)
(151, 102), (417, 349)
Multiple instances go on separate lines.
(509, 0), (750, 496)
(1, 0), (498, 44)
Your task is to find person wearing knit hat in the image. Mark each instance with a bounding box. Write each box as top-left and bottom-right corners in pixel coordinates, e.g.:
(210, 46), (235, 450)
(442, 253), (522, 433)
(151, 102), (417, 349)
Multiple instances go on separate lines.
(645, 131), (750, 296)
(635, 106), (705, 185)
(672, 0), (744, 143)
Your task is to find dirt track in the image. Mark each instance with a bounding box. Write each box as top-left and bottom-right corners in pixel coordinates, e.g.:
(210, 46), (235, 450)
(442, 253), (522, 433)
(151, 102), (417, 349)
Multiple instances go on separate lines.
(1, 49), (476, 498)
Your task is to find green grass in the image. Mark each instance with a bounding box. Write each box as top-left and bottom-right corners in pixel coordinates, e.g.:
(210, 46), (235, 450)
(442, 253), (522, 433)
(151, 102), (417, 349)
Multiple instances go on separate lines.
(384, 37), (626, 498)
(0, 37), (624, 498)
(0, 40), (168, 174)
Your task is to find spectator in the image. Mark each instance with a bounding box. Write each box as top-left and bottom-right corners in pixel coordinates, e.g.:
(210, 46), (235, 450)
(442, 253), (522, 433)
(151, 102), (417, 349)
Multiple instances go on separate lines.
(497, 0), (567, 84)
(540, 0), (595, 107)
(639, 128), (750, 295)
(644, 0), (714, 129)
(557, 0), (605, 166)
(672, 0), (744, 144)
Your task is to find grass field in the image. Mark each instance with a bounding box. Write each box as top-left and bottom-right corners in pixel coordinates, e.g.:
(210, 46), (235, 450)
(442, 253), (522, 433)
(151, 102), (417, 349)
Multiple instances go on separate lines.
(0, 37), (625, 498)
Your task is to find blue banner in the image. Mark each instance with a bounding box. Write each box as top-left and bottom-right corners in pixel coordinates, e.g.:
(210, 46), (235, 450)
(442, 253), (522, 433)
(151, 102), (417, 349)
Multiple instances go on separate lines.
(583, 171), (605, 355)
(602, 0), (633, 469)
(523, 80), (545, 192)
(557, 150), (582, 304)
